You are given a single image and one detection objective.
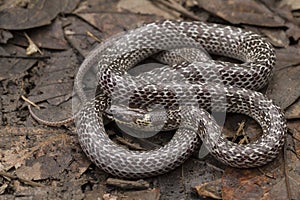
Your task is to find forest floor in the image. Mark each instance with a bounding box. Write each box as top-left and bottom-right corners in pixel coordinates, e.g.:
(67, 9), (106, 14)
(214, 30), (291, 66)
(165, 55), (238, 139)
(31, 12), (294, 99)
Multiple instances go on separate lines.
(0, 0), (300, 199)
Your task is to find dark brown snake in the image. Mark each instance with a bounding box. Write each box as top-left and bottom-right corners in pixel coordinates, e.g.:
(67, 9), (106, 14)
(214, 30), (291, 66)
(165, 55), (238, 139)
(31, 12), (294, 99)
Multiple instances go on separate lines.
(30, 21), (286, 178)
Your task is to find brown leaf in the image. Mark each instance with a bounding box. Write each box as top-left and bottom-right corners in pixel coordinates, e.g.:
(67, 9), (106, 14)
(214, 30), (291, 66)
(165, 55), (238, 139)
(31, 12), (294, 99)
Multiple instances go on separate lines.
(285, 98), (300, 119)
(284, 131), (300, 199)
(286, 23), (300, 41)
(117, 0), (179, 19)
(0, 29), (13, 44)
(0, 44), (37, 81)
(76, 12), (159, 36)
(197, 0), (285, 27)
(0, 126), (69, 171)
(275, 46), (300, 69)
(10, 18), (69, 50)
(0, 0), (79, 30)
(63, 16), (103, 58)
(195, 178), (222, 199)
(222, 168), (288, 200)
(260, 29), (289, 48)
(15, 162), (43, 180)
(28, 49), (77, 104)
(266, 65), (300, 109)
(280, 0), (300, 10)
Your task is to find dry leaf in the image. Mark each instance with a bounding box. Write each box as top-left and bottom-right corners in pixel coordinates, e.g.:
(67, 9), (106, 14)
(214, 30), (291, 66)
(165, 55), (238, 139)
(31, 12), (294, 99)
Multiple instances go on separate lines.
(117, 0), (179, 19)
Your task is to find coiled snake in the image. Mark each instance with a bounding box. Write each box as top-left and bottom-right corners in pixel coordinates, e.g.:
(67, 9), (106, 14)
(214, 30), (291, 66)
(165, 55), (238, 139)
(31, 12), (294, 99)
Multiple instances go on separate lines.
(30, 21), (286, 178)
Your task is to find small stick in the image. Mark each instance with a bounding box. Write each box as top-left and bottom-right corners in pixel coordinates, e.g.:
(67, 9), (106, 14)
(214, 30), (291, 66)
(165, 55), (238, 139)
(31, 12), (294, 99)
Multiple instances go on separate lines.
(0, 171), (44, 187)
(0, 55), (50, 59)
(257, 168), (275, 179)
(86, 31), (102, 43)
(232, 121), (245, 143)
(21, 95), (40, 109)
(283, 136), (292, 200)
(106, 178), (150, 190)
(24, 32), (43, 55)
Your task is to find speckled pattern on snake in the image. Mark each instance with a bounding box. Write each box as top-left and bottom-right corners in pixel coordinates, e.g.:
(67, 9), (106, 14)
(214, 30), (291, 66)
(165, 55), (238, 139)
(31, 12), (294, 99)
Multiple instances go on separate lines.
(38, 20), (287, 178)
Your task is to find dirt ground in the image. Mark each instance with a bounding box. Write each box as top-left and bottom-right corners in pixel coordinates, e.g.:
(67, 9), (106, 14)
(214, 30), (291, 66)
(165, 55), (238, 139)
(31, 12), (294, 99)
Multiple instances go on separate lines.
(0, 0), (300, 199)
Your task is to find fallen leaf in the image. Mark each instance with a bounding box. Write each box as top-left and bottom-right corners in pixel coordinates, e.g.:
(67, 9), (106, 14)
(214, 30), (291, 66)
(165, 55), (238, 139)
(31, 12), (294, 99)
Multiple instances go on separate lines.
(194, 178), (222, 199)
(222, 167), (287, 200)
(117, 0), (179, 19)
(280, 0), (300, 10)
(197, 0), (285, 27)
(0, 30), (13, 44)
(275, 46), (300, 69)
(0, 0), (79, 30)
(267, 65), (300, 109)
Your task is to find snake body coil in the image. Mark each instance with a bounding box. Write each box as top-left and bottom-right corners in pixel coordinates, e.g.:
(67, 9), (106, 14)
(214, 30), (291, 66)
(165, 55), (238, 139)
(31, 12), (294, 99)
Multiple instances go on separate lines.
(74, 21), (286, 178)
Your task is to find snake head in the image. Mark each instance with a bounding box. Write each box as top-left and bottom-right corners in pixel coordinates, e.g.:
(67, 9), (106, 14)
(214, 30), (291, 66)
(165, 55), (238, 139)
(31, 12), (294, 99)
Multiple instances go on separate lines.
(106, 105), (169, 131)
(106, 105), (151, 127)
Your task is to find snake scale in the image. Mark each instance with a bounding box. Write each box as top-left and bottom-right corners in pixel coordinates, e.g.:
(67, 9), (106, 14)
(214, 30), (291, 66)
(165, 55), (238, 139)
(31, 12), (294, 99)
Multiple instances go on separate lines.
(30, 20), (286, 178)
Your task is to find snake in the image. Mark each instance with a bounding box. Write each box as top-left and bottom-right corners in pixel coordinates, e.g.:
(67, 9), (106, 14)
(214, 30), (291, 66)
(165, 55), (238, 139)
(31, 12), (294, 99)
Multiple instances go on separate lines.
(29, 20), (286, 178)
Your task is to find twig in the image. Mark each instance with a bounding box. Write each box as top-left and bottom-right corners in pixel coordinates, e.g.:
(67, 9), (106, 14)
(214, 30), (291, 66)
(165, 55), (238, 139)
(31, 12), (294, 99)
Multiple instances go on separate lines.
(238, 134), (249, 145)
(257, 168), (275, 179)
(106, 178), (149, 190)
(236, 122), (245, 136)
(286, 147), (300, 160)
(24, 32), (43, 55)
(86, 31), (102, 43)
(283, 136), (292, 200)
(0, 55), (50, 59)
(288, 128), (300, 142)
(232, 122), (243, 142)
(285, 115), (300, 120)
(21, 95), (40, 109)
(0, 171), (44, 187)
(232, 121), (249, 144)
(206, 162), (225, 173)
(285, 131), (300, 160)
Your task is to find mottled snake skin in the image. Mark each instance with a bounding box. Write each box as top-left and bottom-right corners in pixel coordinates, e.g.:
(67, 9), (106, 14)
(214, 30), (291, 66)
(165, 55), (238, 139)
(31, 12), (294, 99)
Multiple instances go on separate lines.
(74, 21), (287, 178)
